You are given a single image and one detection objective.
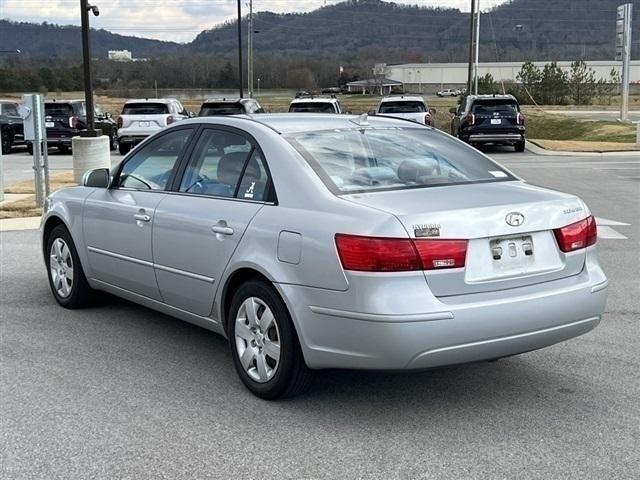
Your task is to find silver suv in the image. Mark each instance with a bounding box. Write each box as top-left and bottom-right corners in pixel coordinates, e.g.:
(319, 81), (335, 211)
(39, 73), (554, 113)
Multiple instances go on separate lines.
(117, 98), (189, 155)
(288, 96), (344, 114)
(199, 98), (264, 116)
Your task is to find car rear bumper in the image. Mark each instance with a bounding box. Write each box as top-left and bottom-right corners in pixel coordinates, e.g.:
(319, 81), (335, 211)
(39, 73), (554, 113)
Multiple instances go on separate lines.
(466, 133), (524, 143)
(278, 249), (607, 370)
(118, 135), (149, 146)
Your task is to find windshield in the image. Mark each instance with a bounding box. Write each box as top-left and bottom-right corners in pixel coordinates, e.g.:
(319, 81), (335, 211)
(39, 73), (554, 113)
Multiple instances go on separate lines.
(45, 103), (78, 117)
(471, 100), (518, 115)
(199, 103), (244, 116)
(379, 101), (426, 114)
(122, 103), (169, 115)
(289, 102), (336, 113)
(286, 127), (514, 194)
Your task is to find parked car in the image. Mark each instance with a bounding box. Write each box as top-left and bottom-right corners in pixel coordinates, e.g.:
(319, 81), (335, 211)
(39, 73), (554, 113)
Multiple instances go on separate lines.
(0, 100), (25, 154)
(288, 96), (344, 114)
(437, 88), (459, 97)
(27, 100), (118, 155)
(372, 95), (436, 127)
(41, 113), (607, 399)
(117, 98), (189, 155)
(450, 94), (526, 152)
(199, 98), (264, 116)
(294, 90), (311, 99)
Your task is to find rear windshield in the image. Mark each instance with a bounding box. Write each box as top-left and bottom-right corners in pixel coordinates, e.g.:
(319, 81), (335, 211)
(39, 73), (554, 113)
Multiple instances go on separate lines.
(286, 127), (514, 194)
(122, 103), (169, 115)
(199, 103), (244, 116)
(289, 102), (336, 113)
(471, 100), (519, 115)
(45, 103), (79, 117)
(379, 101), (426, 114)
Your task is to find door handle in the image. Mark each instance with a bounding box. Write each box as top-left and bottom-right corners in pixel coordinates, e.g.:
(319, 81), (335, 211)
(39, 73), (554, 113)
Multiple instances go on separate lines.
(134, 213), (151, 222)
(212, 221), (234, 236)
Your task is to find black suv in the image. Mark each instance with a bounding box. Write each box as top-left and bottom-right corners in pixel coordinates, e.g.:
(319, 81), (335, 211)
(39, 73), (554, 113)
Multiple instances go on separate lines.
(198, 98), (264, 116)
(28, 100), (118, 154)
(450, 94), (526, 152)
(0, 100), (25, 154)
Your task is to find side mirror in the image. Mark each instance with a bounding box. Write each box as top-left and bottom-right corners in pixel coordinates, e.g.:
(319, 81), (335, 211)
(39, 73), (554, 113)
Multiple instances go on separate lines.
(429, 108), (437, 115)
(368, 110), (376, 116)
(82, 168), (110, 188)
(188, 111), (196, 118)
(449, 107), (457, 114)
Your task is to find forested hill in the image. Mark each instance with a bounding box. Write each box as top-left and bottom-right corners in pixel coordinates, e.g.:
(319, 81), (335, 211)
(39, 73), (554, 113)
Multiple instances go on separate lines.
(191, 0), (639, 62)
(0, 20), (180, 58)
(1, 0), (638, 62)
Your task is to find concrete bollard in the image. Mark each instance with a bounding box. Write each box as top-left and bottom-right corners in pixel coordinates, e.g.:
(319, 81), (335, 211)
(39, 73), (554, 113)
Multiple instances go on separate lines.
(71, 136), (110, 184)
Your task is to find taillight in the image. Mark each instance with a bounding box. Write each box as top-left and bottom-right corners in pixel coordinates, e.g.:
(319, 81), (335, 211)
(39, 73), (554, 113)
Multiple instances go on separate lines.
(424, 112), (432, 125)
(69, 116), (79, 128)
(335, 234), (467, 272)
(463, 113), (475, 125)
(117, 116), (123, 128)
(414, 239), (468, 269)
(553, 216), (597, 253)
(517, 112), (525, 125)
(166, 115), (176, 125)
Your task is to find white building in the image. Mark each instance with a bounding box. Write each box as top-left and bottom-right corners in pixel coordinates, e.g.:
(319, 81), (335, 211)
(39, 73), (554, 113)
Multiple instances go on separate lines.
(383, 61), (640, 93)
(108, 50), (133, 62)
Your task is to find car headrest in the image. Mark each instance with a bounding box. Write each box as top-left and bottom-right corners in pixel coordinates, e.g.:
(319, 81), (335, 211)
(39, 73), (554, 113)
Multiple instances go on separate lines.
(397, 159), (438, 183)
(217, 152), (261, 186)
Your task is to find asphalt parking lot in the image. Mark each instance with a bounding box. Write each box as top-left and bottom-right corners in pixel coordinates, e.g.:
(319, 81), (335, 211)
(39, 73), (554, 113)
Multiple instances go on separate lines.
(1, 147), (639, 479)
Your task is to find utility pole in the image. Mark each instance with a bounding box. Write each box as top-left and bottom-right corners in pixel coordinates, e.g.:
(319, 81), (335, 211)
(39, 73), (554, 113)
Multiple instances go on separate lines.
(617, 3), (633, 122)
(248, 0), (254, 98)
(80, 0), (100, 136)
(237, 0), (244, 99)
(467, 0), (476, 94)
(474, 0), (481, 95)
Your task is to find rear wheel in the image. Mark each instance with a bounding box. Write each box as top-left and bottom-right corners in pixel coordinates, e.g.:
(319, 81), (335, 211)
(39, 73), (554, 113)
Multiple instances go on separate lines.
(515, 140), (526, 152)
(46, 224), (94, 308)
(58, 144), (70, 155)
(228, 280), (312, 399)
(109, 134), (118, 151)
(118, 142), (131, 155)
(1, 129), (13, 154)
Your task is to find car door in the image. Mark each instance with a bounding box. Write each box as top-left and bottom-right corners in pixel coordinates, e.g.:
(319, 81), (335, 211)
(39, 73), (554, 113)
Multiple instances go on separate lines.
(83, 127), (195, 300)
(152, 127), (272, 317)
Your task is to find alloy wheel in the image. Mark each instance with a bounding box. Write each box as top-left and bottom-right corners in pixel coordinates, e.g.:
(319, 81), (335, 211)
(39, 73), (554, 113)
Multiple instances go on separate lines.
(49, 238), (74, 298)
(234, 297), (281, 383)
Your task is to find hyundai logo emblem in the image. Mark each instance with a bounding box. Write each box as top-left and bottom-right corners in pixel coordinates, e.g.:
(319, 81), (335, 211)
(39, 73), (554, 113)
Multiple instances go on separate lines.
(505, 212), (525, 227)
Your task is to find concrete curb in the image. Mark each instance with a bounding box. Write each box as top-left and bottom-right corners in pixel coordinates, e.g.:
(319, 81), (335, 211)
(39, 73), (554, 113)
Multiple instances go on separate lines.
(526, 141), (640, 157)
(0, 216), (41, 232)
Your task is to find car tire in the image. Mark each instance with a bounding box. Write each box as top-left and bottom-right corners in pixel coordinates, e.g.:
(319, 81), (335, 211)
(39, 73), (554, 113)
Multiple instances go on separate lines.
(109, 134), (118, 151)
(1, 129), (13, 154)
(228, 280), (312, 400)
(515, 140), (526, 152)
(118, 143), (131, 155)
(58, 145), (70, 155)
(45, 224), (94, 309)
(26, 143), (33, 155)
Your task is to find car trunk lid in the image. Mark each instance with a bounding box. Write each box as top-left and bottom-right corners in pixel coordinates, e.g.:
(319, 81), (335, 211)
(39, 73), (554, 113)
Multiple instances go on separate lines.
(342, 181), (589, 296)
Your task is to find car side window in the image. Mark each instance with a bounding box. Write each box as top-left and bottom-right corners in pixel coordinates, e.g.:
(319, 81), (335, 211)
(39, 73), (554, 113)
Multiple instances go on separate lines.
(3, 104), (18, 116)
(118, 128), (193, 190)
(237, 150), (269, 202)
(179, 129), (253, 198)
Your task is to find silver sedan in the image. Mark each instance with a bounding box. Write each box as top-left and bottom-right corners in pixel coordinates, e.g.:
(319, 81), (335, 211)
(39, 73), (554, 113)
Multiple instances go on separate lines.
(41, 114), (608, 399)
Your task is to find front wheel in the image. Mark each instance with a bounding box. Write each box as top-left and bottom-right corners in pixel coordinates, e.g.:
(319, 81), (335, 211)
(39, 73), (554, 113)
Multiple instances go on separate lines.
(46, 224), (94, 309)
(515, 140), (526, 152)
(109, 134), (118, 151)
(1, 129), (13, 154)
(228, 280), (312, 399)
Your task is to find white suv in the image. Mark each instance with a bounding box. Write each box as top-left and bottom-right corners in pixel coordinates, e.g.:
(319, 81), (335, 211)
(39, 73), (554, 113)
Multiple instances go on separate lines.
(373, 95), (435, 127)
(288, 96), (344, 114)
(117, 98), (189, 155)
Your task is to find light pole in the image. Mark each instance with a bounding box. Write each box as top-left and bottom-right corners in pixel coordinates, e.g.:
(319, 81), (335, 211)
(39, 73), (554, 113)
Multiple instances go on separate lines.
(474, 0), (481, 95)
(0, 49), (21, 202)
(237, 0), (244, 99)
(80, 0), (100, 136)
(466, 0), (475, 94)
(247, 0), (253, 97)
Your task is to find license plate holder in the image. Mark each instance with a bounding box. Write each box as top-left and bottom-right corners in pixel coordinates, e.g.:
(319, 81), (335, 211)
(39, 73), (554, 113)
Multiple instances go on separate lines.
(45, 121), (55, 128)
(490, 118), (501, 125)
(139, 121), (150, 127)
(489, 235), (534, 269)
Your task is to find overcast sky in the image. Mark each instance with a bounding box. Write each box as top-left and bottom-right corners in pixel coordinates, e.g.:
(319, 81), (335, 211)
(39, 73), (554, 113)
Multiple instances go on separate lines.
(1, 0), (507, 43)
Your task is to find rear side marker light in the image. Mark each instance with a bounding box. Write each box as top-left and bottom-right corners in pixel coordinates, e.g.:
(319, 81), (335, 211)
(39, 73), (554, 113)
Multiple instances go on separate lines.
(335, 234), (467, 272)
(553, 215), (597, 253)
(117, 116), (123, 128)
